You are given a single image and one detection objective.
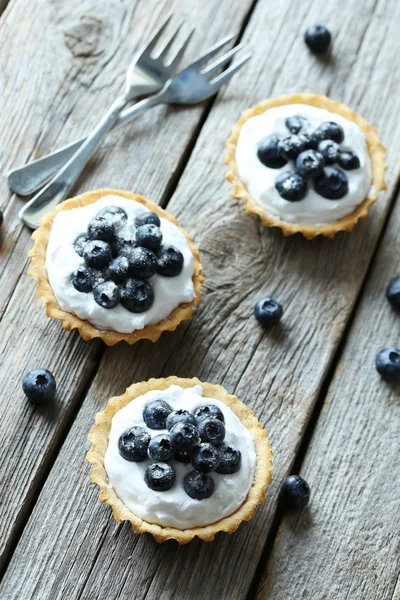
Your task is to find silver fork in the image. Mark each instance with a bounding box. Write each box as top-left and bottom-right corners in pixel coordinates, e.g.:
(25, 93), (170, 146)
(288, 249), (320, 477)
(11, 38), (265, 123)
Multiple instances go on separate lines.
(8, 13), (193, 197)
(20, 39), (250, 229)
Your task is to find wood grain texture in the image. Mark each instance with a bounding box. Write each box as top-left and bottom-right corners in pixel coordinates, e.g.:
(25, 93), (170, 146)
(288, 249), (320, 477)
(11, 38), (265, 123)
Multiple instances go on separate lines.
(0, 0), (255, 572)
(257, 193), (400, 600)
(1, 0), (400, 598)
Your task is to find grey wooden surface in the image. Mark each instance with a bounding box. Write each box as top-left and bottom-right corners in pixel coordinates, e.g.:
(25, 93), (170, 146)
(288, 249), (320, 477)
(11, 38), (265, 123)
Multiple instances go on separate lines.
(0, 0), (399, 599)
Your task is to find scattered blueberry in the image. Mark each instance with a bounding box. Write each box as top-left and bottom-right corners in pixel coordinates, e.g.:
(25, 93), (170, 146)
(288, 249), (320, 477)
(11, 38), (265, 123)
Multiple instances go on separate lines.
(275, 171), (307, 201)
(22, 369), (56, 405)
(71, 266), (96, 293)
(314, 167), (348, 199)
(285, 115), (309, 134)
(298, 131), (319, 150)
(386, 277), (400, 310)
(97, 205), (128, 226)
(93, 281), (120, 309)
(216, 443), (242, 474)
(143, 399), (172, 429)
(145, 462), (176, 492)
(170, 422), (201, 452)
(295, 150), (325, 178)
(88, 216), (115, 243)
(83, 240), (113, 270)
(118, 426), (151, 462)
(278, 135), (306, 160)
(134, 212), (161, 228)
(313, 121), (344, 144)
(105, 256), (130, 284)
(257, 135), (288, 169)
(125, 246), (157, 279)
(183, 471), (214, 500)
(136, 224), (163, 251)
(73, 235), (89, 257)
(317, 139), (339, 164)
(375, 348), (400, 382)
(112, 237), (136, 258)
(193, 404), (225, 424)
(174, 450), (192, 463)
(148, 434), (175, 462)
(120, 277), (154, 313)
(191, 443), (220, 474)
(166, 409), (196, 431)
(337, 151), (360, 170)
(156, 245), (184, 278)
(304, 25), (331, 54)
(254, 297), (283, 327)
(197, 417), (225, 445)
(280, 475), (311, 509)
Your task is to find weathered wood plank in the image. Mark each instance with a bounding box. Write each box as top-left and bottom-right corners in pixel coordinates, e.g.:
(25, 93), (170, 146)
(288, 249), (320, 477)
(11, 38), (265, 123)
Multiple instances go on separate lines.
(257, 193), (400, 600)
(0, 0), (256, 573)
(1, 0), (399, 598)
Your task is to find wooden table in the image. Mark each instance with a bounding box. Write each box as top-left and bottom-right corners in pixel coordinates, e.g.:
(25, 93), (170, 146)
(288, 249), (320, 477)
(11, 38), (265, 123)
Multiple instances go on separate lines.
(0, 0), (399, 598)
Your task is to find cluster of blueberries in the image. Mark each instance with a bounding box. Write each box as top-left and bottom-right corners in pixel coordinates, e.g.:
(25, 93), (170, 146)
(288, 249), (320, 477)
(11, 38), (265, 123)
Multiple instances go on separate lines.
(257, 115), (360, 202)
(71, 205), (184, 313)
(118, 400), (242, 500)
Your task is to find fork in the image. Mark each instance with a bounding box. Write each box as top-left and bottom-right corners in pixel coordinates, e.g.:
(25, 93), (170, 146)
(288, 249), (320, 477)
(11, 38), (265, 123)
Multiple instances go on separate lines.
(19, 40), (250, 229)
(8, 13), (193, 197)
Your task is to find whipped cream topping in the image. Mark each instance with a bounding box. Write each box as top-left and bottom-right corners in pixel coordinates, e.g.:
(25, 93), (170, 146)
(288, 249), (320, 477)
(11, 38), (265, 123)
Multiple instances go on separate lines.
(104, 385), (257, 529)
(45, 196), (195, 333)
(235, 104), (373, 225)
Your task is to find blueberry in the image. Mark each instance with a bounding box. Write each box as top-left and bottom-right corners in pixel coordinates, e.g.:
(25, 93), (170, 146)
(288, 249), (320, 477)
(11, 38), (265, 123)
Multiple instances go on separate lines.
(175, 450), (192, 463)
(304, 25), (331, 53)
(313, 121), (344, 144)
(166, 409), (196, 431)
(191, 443), (220, 474)
(216, 443), (242, 474)
(71, 266), (96, 293)
(136, 224), (163, 250)
(257, 135), (288, 169)
(275, 171), (307, 202)
(170, 422), (201, 452)
(317, 140), (340, 164)
(148, 434), (175, 462)
(375, 348), (400, 382)
(145, 463), (176, 492)
(285, 115), (309, 134)
(295, 150), (325, 178)
(125, 246), (157, 279)
(22, 368), (56, 405)
(83, 240), (112, 270)
(104, 256), (130, 284)
(183, 471), (214, 500)
(93, 281), (120, 309)
(97, 205), (128, 227)
(299, 131), (319, 150)
(254, 297), (283, 327)
(134, 212), (161, 227)
(278, 135), (306, 160)
(193, 404), (225, 424)
(118, 426), (150, 462)
(314, 167), (348, 199)
(73, 235), (89, 257)
(386, 277), (400, 310)
(143, 399), (172, 429)
(337, 151), (360, 170)
(88, 216), (115, 243)
(280, 475), (311, 509)
(112, 237), (136, 258)
(120, 277), (154, 313)
(197, 417), (225, 445)
(156, 245), (184, 278)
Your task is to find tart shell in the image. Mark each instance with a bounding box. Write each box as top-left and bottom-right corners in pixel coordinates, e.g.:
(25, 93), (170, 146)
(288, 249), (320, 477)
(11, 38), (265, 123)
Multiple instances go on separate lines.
(28, 189), (203, 346)
(86, 376), (273, 544)
(225, 93), (387, 239)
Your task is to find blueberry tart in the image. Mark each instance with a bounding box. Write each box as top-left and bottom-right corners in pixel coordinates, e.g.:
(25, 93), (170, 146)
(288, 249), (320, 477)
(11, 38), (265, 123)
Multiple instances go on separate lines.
(28, 189), (203, 345)
(87, 377), (273, 543)
(225, 94), (386, 239)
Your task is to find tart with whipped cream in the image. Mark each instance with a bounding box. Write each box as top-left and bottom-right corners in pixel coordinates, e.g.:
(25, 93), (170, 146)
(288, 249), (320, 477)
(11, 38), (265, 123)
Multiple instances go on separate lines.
(226, 93), (386, 239)
(29, 189), (203, 345)
(87, 377), (273, 543)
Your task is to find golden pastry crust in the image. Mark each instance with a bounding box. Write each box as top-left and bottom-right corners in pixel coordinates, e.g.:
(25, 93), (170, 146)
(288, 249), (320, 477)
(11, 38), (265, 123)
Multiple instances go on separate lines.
(28, 189), (203, 345)
(225, 93), (387, 239)
(86, 376), (273, 544)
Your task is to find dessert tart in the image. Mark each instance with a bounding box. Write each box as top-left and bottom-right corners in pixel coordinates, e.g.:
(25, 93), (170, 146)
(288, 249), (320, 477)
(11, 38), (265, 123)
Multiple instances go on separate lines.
(226, 93), (386, 239)
(29, 189), (203, 345)
(87, 377), (273, 543)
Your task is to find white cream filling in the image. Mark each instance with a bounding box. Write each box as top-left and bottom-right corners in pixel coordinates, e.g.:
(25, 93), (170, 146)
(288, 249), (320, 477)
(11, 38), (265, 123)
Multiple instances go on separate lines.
(235, 104), (373, 225)
(104, 385), (257, 529)
(45, 196), (195, 333)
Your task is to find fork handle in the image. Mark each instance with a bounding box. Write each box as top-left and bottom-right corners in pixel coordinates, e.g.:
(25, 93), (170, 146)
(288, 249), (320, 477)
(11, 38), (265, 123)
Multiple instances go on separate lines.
(9, 93), (163, 196)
